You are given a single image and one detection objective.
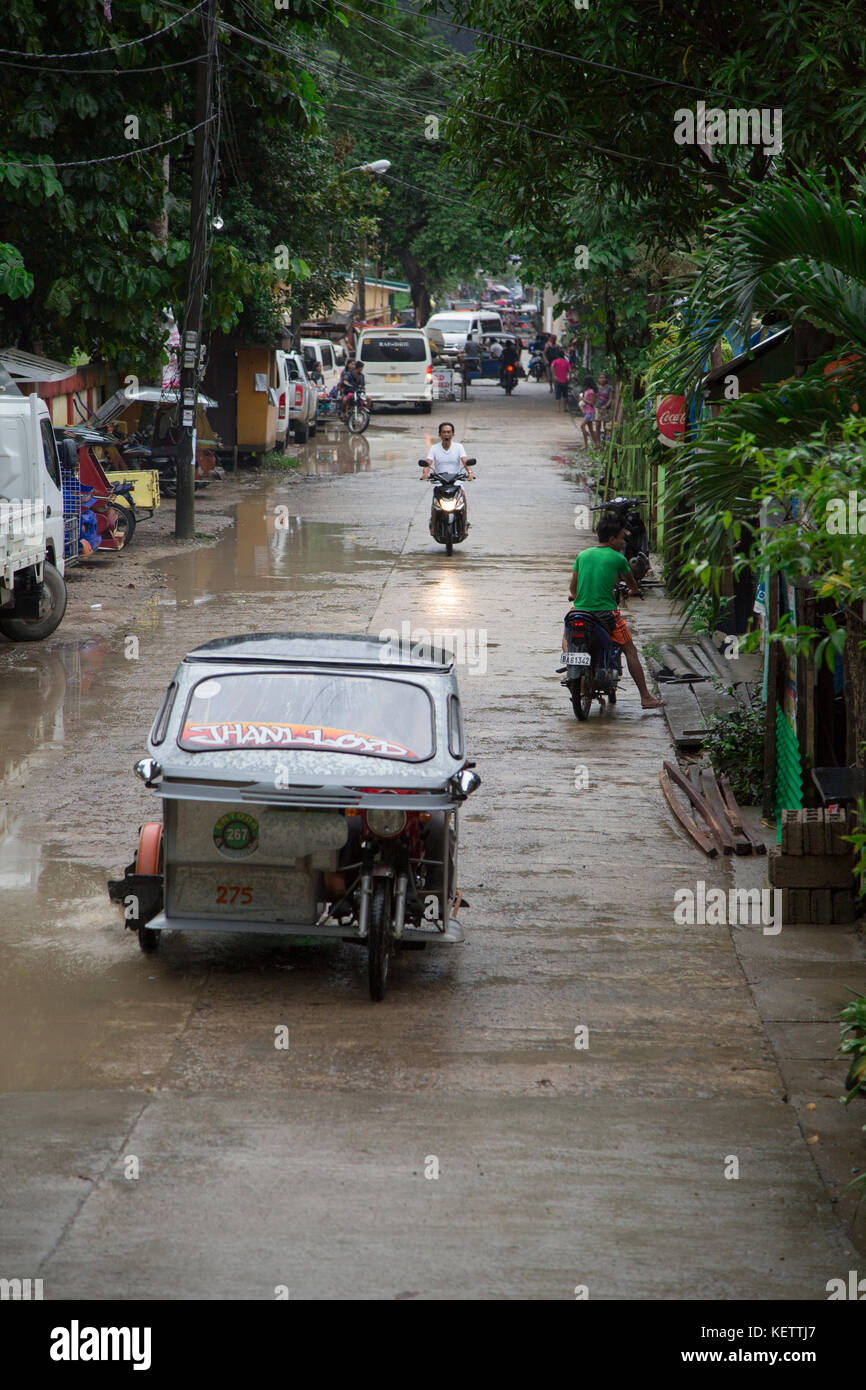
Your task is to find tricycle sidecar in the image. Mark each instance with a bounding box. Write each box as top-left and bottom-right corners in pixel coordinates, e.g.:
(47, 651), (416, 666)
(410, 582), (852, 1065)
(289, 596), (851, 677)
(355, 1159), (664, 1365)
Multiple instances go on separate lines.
(108, 633), (480, 1000)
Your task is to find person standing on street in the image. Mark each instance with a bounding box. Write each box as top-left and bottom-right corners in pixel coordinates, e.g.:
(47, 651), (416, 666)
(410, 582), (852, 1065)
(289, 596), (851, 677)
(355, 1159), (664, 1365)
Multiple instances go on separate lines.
(551, 353), (571, 411)
(543, 333), (561, 392)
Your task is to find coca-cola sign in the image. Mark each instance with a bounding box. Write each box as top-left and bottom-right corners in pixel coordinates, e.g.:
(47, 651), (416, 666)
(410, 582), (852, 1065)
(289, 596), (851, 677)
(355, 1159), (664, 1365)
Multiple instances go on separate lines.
(657, 394), (686, 447)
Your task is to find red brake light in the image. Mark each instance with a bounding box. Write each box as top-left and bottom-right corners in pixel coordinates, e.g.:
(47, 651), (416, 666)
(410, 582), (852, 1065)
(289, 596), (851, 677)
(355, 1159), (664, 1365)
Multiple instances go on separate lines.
(294, 385), (303, 407)
(278, 392), (285, 410)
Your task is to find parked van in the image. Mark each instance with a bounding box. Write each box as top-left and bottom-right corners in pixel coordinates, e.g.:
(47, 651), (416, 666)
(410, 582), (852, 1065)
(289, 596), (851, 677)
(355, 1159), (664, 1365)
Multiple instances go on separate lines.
(356, 327), (433, 411)
(424, 310), (503, 353)
(300, 338), (341, 392)
(0, 369), (69, 640)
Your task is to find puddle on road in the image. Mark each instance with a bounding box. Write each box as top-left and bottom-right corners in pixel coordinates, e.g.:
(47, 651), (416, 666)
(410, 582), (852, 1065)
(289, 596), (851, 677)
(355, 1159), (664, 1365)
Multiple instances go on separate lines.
(290, 421), (417, 475)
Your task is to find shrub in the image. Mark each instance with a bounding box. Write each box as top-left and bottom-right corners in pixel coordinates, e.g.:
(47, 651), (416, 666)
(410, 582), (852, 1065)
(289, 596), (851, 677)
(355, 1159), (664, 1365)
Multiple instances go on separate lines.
(702, 703), (765, 804)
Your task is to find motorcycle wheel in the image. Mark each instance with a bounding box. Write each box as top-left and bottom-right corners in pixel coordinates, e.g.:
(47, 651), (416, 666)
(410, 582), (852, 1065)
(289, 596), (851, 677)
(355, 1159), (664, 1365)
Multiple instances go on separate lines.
(112, 502), (136, 548)
(445, 537), (453, 555)
(368, 880), (392, 1002)
(571, 664), (594, 721)
(347, 404), (370, 434)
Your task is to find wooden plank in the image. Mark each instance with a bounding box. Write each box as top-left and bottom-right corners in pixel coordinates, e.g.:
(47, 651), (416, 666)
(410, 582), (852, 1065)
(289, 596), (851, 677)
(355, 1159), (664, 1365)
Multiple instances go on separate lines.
(698, 635), (735, 680)
(676, 644), (715, 678)
(659, 769), (719, 856)
(699, 768), (751, 855)
(658, 643), (694, 678)
(661, 683), (706, 747)
(719, 775), (767, 854)
(663, 759), (733, 854)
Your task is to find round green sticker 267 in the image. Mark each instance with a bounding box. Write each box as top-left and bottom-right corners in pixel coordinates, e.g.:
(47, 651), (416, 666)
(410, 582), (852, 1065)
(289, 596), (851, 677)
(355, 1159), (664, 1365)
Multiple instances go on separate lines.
(213, 811), (259, 858)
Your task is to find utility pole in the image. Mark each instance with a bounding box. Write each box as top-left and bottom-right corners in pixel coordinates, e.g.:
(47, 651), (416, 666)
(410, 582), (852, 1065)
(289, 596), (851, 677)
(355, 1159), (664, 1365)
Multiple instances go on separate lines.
(176, 0), (217, 539)
(357, 236), (367, 324)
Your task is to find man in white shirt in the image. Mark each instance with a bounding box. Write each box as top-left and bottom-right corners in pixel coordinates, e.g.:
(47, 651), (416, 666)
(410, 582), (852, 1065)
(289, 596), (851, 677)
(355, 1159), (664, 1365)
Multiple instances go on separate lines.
(422, 422), (474, 481)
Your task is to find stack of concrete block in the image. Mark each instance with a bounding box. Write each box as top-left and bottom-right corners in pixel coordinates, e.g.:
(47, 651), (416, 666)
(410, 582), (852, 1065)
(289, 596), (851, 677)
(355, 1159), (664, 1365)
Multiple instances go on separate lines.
(769, 808), (859, 924)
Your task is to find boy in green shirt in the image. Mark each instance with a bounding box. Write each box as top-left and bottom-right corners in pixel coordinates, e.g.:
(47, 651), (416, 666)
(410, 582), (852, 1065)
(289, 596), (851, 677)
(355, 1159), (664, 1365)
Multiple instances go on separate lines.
(561, 516), (664, 709)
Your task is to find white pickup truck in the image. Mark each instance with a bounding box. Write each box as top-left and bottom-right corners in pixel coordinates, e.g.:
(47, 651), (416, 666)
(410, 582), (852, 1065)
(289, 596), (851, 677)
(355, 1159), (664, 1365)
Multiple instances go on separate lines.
(0, 371), (69, 641)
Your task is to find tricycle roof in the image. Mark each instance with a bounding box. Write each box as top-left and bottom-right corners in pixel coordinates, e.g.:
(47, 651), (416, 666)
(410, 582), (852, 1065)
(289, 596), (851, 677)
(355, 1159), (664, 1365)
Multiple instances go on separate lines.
(145, 633), (467, 804)
(184, 632), (455, 673)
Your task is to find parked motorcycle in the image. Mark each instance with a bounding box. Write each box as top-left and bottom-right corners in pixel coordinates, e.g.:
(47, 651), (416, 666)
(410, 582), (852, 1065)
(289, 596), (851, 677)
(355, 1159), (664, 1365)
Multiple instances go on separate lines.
(419, 458), (476, 555)
(590, 495), (650, 592)
(528, 350), (546, 382)
(562, 607), (622, 720)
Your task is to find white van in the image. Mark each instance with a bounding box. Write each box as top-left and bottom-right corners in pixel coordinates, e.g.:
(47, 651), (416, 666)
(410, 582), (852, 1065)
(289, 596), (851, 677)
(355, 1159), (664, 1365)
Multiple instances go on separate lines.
(424, 310), (503, 353)
(300, 337), (341, 392)
(356, 328), (433, 411)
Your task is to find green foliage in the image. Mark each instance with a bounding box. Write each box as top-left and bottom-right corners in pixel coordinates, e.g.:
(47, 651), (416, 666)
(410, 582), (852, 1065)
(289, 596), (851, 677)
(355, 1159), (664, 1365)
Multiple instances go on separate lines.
(702, 705), (765, 804)
(0, 241), (33, 300)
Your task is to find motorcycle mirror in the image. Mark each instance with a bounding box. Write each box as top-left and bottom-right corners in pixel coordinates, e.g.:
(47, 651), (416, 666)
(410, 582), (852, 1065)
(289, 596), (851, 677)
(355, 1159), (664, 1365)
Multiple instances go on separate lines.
(417, 459), (428, 466)
(464, 458), (476, 466)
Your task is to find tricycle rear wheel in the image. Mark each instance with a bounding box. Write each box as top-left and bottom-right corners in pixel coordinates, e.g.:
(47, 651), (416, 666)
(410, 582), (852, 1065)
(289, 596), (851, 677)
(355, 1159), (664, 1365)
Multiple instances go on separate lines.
(368, 880), (392, 1001)
(135, 822), (163, 953)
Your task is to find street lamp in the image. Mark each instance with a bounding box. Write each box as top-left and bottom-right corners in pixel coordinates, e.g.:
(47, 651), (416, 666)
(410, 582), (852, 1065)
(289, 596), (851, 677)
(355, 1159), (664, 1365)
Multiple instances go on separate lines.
(345, 159), (392, 175)
(342, 159), (391, 324)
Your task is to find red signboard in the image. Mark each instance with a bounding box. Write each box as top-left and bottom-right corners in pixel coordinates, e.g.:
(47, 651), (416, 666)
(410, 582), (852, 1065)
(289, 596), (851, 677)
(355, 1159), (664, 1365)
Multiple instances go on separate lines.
(657, 394), (686, 446)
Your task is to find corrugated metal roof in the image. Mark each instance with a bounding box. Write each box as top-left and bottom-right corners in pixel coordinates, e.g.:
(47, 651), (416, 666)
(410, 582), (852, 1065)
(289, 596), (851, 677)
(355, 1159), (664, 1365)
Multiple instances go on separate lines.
(0, 348), (78, 383)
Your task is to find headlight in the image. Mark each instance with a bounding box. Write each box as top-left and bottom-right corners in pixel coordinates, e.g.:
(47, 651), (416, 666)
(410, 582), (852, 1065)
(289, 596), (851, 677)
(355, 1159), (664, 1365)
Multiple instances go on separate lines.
(439, 497), (458, 512)
(366, 808), (408, 838)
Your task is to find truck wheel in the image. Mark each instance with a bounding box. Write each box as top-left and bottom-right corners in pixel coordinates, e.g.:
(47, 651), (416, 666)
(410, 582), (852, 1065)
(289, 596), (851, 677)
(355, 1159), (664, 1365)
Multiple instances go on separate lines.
(0, 561), (67, 642)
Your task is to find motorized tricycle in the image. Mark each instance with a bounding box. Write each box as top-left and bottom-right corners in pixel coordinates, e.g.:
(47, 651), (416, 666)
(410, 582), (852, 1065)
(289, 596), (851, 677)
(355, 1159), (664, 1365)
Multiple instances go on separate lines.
(108, 632), (481, 1001)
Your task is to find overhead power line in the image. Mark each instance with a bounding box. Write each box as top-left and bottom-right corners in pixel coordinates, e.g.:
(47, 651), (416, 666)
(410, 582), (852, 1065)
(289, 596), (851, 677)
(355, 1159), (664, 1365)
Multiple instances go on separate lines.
(0, 1), (206, 59)
(0, 116), (216, 170)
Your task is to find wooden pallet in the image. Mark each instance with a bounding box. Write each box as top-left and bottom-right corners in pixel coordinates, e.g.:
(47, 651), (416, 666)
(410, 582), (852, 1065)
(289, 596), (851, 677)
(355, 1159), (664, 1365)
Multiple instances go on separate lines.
(660, 760), (765, 857)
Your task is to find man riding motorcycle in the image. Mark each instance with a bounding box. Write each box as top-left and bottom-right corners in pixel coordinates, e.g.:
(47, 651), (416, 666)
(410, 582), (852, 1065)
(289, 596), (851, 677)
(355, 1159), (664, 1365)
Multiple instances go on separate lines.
(560, 515), (664, 709)
(499, 339), (519, 379)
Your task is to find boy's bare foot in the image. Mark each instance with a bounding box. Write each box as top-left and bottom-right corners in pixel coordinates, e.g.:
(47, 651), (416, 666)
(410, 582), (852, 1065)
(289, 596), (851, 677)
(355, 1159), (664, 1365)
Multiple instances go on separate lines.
(641, 695), (665, 709)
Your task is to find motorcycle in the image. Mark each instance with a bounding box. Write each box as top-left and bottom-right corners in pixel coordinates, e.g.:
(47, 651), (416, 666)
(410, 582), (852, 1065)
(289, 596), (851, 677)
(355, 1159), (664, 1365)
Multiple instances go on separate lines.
(419, 458), (476, 555)
(528, 350), (546, 382)
(339, 389), (371, 434)
(500, 361), (518, 395)
(590, 495), (650, 595)
(562, 607), (622, 720)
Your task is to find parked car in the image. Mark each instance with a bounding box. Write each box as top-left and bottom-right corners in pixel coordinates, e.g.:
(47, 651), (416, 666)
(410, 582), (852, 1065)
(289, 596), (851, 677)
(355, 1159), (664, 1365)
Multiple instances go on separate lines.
(281, 350), (318, 444)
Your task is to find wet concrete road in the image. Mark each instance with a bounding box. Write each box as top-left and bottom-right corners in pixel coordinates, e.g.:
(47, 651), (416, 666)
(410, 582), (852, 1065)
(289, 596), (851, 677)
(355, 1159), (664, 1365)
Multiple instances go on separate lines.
(0, 382), (854, 1299)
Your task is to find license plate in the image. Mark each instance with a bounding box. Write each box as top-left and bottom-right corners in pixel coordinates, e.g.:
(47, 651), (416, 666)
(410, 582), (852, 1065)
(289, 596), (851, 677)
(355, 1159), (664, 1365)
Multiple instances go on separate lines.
(565, 652), (591, 666)
(385, 374), (401, 382)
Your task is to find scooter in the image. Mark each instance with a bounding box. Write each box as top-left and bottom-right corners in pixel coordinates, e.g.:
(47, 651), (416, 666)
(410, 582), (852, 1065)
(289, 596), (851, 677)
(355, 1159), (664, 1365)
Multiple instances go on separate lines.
(419, 458), (476, 555)
(562, 607), (623, 721)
